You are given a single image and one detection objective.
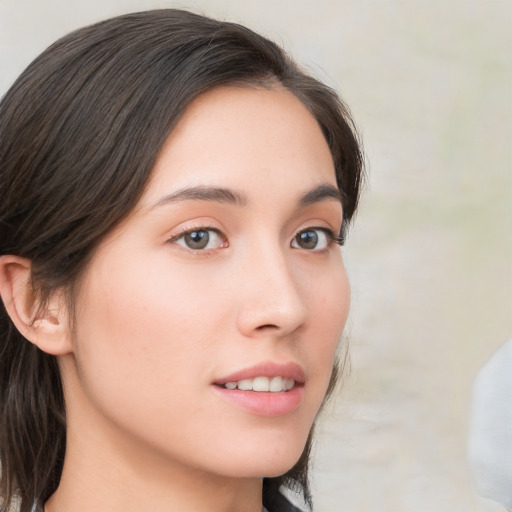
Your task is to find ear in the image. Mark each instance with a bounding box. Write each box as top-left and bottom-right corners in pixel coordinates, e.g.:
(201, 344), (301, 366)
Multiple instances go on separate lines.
(0, 255), (73, 355)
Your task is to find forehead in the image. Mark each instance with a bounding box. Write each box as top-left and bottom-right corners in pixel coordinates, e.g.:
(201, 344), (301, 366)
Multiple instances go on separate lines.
(142, 85), (336, 206)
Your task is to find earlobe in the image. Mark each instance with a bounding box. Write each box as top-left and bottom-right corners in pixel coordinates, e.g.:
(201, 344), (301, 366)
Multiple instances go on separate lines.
(0, 255), (73, 355)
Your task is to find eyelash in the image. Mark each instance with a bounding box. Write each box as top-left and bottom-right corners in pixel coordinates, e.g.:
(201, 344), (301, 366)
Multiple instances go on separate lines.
(166, 225), (344, 252)
(317, 227), (344, 246)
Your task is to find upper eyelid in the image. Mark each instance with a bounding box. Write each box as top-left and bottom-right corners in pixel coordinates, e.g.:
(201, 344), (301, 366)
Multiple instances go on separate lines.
(293, 211), (342, 230)
(165, 222), (223, 241)
(295, 224), (339, 238)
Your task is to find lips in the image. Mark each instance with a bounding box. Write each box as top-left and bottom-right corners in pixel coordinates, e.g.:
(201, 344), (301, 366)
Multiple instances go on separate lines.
(211, 361), (306, 416)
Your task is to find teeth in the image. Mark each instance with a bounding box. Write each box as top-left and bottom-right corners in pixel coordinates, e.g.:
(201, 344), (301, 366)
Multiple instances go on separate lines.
(269, 376), (283, 392)
(285, 378), (294, 391)
(238, 379), (253, 391)
(222, 376), (295, 392)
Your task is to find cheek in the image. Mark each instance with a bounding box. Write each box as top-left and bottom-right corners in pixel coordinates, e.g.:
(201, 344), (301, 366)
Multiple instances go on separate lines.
(67, 262), (237, 475)
(71, 257), (226, 418)
(301, 260), (350, 391)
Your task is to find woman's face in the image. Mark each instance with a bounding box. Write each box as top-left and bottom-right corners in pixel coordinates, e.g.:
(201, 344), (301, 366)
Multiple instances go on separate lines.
(63, 85), (350, 479)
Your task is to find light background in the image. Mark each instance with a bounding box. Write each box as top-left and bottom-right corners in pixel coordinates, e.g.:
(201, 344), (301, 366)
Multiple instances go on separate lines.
(1, 1), (510, 511)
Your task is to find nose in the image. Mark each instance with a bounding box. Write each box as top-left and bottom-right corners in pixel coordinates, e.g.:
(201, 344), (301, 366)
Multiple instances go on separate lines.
(235, 247), (308, 338)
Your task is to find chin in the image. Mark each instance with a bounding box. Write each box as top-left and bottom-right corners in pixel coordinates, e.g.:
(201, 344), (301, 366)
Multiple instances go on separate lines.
(213, 432), (309, 479)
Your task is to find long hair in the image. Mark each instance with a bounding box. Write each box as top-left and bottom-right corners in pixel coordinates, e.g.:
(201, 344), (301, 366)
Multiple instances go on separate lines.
(0, 9), (363, 512)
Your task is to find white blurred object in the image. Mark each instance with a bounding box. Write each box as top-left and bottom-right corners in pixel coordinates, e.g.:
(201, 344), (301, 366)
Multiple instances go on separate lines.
(468, 339), (512, 511)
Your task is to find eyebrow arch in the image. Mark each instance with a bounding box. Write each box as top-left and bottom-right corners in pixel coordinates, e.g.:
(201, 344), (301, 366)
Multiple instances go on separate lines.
(150, 185), (248, 209)
(298, 184), (343, 207)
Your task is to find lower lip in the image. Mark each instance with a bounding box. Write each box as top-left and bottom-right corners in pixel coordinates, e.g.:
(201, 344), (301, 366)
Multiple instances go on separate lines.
(211, 385), (303, 417)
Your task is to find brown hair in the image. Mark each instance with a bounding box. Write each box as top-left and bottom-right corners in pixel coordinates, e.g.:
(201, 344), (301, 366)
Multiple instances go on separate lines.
(0, 9), (363, 512)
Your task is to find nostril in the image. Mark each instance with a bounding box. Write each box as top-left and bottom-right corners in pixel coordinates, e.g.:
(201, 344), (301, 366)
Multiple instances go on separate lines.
(255, 324), (279, 331)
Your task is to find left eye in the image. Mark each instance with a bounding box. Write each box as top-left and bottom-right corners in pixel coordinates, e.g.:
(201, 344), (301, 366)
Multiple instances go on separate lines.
(174, 228), (225, 250)
(291, 228), (332, 250)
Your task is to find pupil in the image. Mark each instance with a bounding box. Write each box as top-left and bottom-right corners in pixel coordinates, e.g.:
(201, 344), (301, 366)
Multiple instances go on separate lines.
(186, 230), (209, 249)
(299, 231), (318, 249)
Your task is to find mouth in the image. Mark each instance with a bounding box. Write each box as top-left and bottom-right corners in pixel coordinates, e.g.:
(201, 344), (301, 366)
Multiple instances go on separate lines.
(211, 361), (305, 416)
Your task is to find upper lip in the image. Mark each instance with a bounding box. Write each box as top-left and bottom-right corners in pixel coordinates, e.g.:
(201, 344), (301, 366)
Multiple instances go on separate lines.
(213, 361), (306, 385)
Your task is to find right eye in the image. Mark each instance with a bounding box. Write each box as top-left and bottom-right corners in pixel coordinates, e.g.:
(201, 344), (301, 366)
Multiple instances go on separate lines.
(171, 228), (227, 251)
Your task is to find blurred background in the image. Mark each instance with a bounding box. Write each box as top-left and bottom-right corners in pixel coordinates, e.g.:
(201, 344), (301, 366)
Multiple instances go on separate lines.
(1, 1), (510, 511)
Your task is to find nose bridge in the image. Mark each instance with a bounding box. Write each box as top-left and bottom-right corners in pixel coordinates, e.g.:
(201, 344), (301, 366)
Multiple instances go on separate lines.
(236, 239), (307, 336)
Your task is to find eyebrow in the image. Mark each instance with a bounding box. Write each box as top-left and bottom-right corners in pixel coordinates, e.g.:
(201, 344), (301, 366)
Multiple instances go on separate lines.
(150, 185), (248, 209)
(149, 183), (342, 210)
(298, 184), (343, 207)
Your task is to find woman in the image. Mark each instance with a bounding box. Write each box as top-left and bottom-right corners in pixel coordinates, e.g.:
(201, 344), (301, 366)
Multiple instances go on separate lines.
(0, 9), (363, 512)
